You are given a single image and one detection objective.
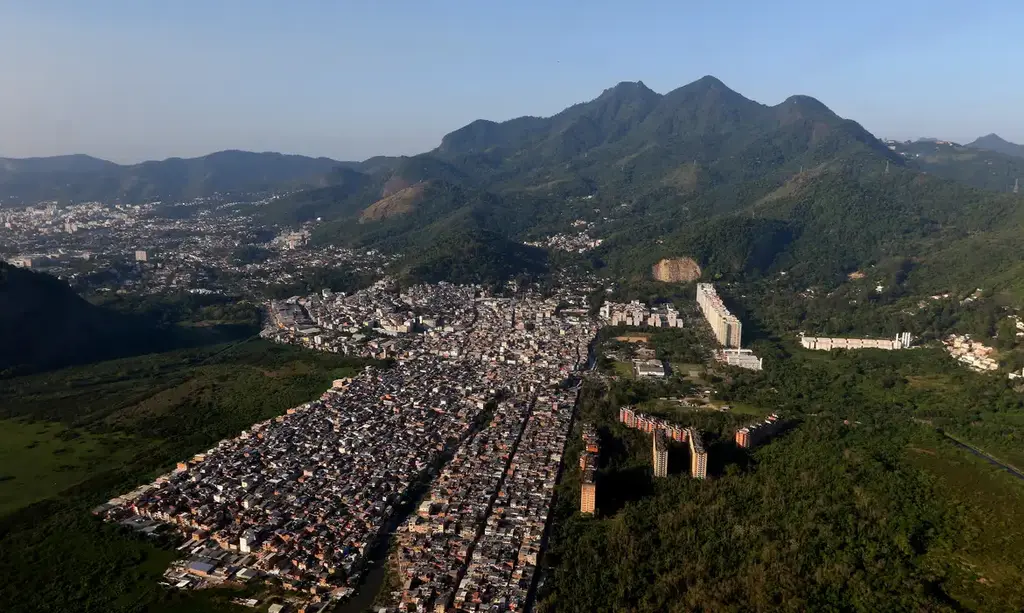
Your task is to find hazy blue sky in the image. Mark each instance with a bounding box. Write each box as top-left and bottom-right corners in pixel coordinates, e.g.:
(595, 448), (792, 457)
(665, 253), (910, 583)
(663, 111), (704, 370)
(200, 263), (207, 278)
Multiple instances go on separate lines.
(2, 1), (1021, 163)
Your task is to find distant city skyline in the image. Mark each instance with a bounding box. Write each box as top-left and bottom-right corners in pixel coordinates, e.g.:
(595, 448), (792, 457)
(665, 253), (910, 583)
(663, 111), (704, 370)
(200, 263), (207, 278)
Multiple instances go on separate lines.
(2, 1), (1023, 164)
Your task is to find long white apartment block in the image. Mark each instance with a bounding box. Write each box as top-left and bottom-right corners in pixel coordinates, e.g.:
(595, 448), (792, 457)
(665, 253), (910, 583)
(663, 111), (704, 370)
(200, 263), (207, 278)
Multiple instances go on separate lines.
(800, 332), (912, 351)
(696, 283), (742, 348)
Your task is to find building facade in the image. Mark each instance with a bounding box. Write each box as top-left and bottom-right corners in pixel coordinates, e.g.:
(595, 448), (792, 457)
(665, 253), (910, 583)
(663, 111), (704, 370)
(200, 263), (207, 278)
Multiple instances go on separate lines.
(696, 283), (742, 348)
(580, 477), (596, 514)
(687, 427), (707, 479)
(652, 431), (669, 478)
(735, 413), (785, 449)
(799, 332), (911, 351)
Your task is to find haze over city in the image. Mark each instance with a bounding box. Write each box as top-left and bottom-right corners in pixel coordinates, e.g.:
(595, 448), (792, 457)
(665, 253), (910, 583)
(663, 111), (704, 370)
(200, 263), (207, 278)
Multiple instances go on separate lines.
(2, 0), (1023, 163)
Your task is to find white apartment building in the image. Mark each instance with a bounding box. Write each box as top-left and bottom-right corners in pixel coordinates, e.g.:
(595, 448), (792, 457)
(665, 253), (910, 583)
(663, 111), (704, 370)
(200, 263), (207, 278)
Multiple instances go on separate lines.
(696, 283), (742, 348)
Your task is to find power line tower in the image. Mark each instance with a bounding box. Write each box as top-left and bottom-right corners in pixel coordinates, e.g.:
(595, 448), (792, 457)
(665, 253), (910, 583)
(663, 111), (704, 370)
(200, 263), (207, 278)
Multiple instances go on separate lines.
(884, 160), (890, 175)
(1014, 178), (1020, 195)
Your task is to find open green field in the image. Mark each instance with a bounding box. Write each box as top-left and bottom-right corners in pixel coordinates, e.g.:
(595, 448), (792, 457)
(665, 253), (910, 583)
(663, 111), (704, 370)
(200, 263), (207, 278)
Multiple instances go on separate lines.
(723, 401), (764, 416)
(670, 362), (705, 378)
(0, 419), (139, 515)
(0, 339), (375, 613)
(906, 433), (1024, 609)
(611, 360), (635, 379)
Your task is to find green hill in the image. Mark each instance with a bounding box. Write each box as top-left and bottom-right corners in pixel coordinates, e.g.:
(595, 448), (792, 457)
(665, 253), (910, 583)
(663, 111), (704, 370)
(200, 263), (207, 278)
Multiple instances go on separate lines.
(0, 263), (249, 374)
(968, 133), (1024, 159)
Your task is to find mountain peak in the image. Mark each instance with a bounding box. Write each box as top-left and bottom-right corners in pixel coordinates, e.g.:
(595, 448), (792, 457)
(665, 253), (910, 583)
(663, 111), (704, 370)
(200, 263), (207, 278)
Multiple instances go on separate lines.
(667, 75), (747, 104)
(693, 75), (727, 88)
(968, 133), (1024, 159)
(775, 94), (837, 123)
(601, 80), (656, 96)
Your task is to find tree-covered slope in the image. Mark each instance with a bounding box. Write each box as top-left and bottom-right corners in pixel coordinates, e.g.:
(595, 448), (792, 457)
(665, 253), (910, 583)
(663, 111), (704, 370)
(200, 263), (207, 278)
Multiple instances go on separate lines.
(889, 139), (1024, 193)
(0, 264), (247, 374)
(968, 133), (1024, 159)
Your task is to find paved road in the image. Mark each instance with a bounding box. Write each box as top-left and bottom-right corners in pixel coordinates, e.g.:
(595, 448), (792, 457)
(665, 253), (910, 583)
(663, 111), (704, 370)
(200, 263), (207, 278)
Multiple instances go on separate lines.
(940, 432), (1024, 482)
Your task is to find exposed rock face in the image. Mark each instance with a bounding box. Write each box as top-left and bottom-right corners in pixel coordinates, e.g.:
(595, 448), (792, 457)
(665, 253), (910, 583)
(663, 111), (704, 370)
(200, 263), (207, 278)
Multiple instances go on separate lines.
(360, 182), (428, 222)
(651, 257), (701, 283)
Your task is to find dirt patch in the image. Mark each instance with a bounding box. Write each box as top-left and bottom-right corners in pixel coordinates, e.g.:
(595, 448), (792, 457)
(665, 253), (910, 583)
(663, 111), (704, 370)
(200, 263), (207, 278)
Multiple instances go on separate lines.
(907, 446), (937, 456)
(614, 335), (650, 343)
(651, 257), (701, 283)
(360, 182), (428, 222)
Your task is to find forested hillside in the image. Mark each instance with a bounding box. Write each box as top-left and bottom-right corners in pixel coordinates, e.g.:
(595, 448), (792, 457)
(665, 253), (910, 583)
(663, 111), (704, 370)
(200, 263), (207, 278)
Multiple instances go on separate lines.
(256, 76), (1024, 295)
(0, 263), (251, 374)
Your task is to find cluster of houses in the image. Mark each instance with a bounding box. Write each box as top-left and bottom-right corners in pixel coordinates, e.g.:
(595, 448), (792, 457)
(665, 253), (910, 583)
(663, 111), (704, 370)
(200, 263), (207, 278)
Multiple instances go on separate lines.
(101, 280), (599, 611)
(944, 334), (999, 373)
(392, 297), (596, 612)
(524, 231), (603, 253)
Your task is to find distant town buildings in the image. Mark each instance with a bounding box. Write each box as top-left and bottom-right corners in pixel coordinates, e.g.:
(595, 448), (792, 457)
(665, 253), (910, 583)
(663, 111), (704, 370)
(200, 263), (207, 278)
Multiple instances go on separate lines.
(652, 431), (669, 478)
(799, 332), (912, 351)
(735, 413), (786, 449)
(6, 256), (34, 268)
(524, 230), (603, 253)
(696, 283), (741, 348)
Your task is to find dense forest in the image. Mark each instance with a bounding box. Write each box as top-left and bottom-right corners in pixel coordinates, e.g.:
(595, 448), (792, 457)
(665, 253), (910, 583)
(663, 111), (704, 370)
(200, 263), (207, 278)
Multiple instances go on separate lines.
(538, 346), (1024, 613)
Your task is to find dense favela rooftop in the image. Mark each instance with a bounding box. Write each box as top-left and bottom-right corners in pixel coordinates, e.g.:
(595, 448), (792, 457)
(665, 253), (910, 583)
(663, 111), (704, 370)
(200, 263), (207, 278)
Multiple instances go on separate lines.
(100, 277), (598, 611)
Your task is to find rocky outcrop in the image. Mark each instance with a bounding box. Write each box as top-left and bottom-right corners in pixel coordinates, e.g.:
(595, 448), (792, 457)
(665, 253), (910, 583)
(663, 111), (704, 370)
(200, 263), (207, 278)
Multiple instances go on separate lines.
(651, 257), (701, 283)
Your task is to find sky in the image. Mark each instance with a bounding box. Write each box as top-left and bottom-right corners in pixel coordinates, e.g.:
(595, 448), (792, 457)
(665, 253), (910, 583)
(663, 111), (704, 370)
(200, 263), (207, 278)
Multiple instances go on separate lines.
(2, 0), (1022, 163)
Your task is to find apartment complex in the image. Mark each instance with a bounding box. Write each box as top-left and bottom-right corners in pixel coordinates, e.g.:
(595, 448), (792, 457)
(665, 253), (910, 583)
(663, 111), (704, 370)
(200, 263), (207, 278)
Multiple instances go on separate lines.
(619, 407), (706, 479)
(619, 406), (687, 443)
(735, 413), (786, 449)
(652, 431), (669, 478)
(600, 300), (684, 328)
(687, 428), (708, 479)
(696, 283), (741, 348)
(800, 332), (912, 351)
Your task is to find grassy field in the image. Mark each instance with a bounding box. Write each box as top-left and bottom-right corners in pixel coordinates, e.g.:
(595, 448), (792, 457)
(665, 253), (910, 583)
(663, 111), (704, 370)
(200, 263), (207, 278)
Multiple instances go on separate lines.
(906, 432), (1024, 609)
(0, 419), (139, 515)
(611, 360), (635, 379)
(0, 339), (375, 613)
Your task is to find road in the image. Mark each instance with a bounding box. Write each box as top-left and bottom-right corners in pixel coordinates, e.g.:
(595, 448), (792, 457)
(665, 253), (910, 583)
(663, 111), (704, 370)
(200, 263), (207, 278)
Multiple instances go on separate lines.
(939, 431), (1024, 482)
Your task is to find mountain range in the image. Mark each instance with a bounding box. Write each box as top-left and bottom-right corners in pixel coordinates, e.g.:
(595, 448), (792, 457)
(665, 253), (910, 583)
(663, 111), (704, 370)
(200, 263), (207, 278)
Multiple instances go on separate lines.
(0, 150), (353, 203)
(265, 77), (1023, 294)
(4, 76), (1024, 296)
